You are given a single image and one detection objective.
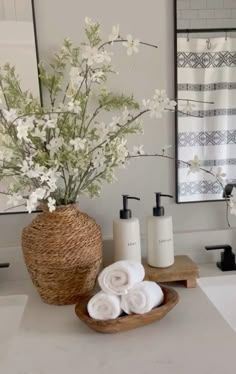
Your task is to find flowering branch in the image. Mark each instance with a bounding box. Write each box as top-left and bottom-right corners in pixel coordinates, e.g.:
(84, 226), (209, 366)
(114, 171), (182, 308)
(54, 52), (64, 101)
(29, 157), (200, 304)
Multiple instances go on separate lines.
(128, 153), (224, 190)
(98, 38), (158, 51)
(128, 150), (231, 227)
(0, 17), (216, 213)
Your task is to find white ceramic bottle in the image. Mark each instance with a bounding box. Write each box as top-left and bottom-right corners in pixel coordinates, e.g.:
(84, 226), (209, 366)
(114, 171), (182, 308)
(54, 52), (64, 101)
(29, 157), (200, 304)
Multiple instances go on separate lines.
(147, 193), (174, 268)
(113, 195), (141, 262)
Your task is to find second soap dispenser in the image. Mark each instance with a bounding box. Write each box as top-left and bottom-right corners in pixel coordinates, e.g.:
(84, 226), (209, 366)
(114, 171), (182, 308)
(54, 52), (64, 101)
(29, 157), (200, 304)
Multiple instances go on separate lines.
(113, 195), (141, 262)
(147, 192), (174, 268)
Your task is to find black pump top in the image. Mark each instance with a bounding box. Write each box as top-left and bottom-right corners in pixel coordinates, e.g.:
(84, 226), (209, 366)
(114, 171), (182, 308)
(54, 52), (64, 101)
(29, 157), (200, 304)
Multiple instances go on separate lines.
(153, 192), (173, 216)
(120, 195), (140, 219)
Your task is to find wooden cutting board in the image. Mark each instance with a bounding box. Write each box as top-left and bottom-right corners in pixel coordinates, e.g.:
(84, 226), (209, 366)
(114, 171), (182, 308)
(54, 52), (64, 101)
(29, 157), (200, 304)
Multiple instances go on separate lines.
(144, 255), (199, 288)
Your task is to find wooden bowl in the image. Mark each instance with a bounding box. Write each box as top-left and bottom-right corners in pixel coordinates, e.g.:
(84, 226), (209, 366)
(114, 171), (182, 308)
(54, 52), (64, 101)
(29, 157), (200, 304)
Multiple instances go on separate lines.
(75, 286), (179, 333)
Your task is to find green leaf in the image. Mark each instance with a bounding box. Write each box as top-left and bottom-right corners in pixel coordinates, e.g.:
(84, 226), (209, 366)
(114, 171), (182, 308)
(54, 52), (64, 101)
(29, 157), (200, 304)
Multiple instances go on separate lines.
(98, 92), (140, 111)
(85, 22), (101, 47)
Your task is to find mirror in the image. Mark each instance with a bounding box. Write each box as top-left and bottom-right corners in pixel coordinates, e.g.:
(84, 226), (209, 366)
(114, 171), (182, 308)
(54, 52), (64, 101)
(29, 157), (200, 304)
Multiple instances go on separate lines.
(0, 0), (40, 214)
(175, 0), (236, 203)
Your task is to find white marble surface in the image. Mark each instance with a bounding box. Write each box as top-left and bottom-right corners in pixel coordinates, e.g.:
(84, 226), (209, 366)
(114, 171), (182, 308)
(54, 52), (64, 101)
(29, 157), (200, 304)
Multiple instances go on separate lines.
(1, 265), (236, 374)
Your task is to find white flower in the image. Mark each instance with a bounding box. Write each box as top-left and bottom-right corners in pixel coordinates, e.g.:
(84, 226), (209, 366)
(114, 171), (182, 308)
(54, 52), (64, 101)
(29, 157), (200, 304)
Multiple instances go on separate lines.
(20, 160), (30, 174)
(32, 187), (47, 201)
(69, 67), (84, 87)
(188, 155), (201, 174)
(131, 145), (145, 156)
(109, 116), (120, 130)
(149, 102), (164, 119)
(35, 119), (45, 127)
(40, 170), (59, 192)
(46, 137), (64, 155)
(99, 50), (113, 64)
(92, 149), (106, 168)
(85, 17), (96, 27)
(122, 34), (140, 56)
(31, 164), (45, 178)
(91, 71), (105, 83)
(214, 167), (226, 184)
(153, 90), (176, 113)
(109, 24), (120, 44)
(47, 197), (56, 212)
(21, 162), (45, 179)
(70, 137), (87, 151)
(165, 99), (177, 111)
(96, 122), (109, 139)
(7, 193), (23, 207)
(116, 139), (128, 162)
(17, 124), (30, 141)
(181, 100), (196, 114)
(142, 99), (151, 110)
(143, 89), (176, 119)
(26, 188), (47, 213)
(44, 118), (57, 129)
(16, 118), (34, 141)
(82, 46), (100, 66)
(2, 108), (18, 123)
(32, 127), (46, 141)
(0, 149), (13, 162)
(26, 199), (37, 214)
(68, 100), (81, 114)
(153, 89), (168, 102)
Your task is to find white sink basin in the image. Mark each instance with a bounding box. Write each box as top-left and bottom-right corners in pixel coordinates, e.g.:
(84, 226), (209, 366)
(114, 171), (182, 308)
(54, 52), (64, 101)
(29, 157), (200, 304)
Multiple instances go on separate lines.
(0, 295), (27, 360)
(198, 275), (236, 333)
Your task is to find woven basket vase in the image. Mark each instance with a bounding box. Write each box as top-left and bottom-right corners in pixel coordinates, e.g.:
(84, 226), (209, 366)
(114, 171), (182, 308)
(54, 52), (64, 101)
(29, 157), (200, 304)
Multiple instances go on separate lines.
(21, 204), (103, 305)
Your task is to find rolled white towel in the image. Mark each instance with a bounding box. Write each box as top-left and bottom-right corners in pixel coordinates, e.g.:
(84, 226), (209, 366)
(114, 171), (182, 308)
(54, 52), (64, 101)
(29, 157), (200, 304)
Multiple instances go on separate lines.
(121, 281), (164, 314)
(87, 291), (122, 320)
(98, 260), (145, 296)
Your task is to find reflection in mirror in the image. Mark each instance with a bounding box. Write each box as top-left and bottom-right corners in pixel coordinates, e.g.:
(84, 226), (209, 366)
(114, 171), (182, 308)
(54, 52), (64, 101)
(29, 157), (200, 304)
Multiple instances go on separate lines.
(0, 0), (40, 214)
(175, 0), (236, 203)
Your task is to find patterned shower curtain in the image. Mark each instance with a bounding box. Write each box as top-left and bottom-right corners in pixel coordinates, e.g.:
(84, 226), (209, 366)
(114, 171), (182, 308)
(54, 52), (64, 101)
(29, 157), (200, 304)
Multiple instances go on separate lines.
(177, 37), (236, 202)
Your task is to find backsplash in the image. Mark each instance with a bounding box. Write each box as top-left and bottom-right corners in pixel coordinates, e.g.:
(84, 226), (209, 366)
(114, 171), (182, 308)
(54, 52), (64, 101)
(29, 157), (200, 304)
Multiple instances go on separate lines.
(1, 228), (235, 282)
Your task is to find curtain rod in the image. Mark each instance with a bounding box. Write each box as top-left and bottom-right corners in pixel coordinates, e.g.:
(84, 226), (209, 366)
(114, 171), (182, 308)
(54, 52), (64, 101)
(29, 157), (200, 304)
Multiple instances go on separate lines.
(177, 28), (236, 33)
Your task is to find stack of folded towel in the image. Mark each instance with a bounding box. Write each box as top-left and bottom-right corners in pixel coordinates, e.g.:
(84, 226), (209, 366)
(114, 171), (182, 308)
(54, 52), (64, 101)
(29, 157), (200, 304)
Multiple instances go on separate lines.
(87, 260), (164, 321)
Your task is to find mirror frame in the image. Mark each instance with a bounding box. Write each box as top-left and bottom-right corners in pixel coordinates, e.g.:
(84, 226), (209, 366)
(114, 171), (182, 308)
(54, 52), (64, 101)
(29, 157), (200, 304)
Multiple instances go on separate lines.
(31, 0), (43, 105)
(173, 0), (226, 204)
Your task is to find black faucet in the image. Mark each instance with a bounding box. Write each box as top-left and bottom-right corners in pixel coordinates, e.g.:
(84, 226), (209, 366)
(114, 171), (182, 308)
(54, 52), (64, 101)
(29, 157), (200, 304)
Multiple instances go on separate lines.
(205, 245), (236, 271)
(0, 263), (10, 269)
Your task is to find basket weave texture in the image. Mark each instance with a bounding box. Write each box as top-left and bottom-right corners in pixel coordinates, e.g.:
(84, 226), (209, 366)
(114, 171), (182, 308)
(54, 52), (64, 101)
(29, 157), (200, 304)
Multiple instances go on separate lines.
(21, 204), (103, 305)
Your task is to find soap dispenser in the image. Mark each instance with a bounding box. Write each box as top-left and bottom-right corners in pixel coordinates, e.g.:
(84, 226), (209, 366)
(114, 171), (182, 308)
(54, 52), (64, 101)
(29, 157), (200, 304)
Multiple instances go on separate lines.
(113, 195), (141, 262)
(147, 193), (174, 268)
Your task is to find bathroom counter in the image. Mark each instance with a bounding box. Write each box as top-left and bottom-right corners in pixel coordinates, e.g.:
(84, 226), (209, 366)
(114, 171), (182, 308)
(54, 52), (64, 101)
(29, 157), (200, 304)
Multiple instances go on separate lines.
(1, 263), (236, 374)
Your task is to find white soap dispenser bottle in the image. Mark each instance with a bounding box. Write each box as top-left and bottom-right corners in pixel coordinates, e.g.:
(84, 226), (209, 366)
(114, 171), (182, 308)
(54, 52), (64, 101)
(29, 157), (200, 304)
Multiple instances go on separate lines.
(147, 192), (174, 268)
(113, 195), (141, 263)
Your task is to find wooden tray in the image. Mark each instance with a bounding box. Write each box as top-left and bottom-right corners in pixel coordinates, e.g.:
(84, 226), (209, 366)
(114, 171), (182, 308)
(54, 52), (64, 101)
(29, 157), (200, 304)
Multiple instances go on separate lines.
(144, 255), (199, 288)
(75, 286), (179, 333)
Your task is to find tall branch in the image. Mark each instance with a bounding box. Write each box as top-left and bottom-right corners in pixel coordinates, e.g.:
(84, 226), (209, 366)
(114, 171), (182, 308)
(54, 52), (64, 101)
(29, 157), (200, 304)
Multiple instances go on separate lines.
(128, 153), (224, 191)
(98, 38), (158, 50)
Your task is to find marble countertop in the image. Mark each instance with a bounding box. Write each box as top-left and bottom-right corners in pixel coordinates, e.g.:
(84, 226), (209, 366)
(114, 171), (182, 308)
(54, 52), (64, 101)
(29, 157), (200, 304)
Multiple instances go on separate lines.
(1, 263), (236, 374)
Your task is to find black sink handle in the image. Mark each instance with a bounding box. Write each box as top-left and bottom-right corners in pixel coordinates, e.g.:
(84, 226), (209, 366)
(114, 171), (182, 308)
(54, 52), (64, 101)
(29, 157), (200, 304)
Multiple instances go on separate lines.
(205, 244), (232, 252)
(205, 245), (236, 271)
(0, 263), (10, 268)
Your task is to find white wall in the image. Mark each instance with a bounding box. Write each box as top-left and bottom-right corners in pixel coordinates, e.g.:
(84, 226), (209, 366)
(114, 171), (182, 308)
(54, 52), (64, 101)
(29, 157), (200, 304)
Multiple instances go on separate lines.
(0, 0), (235, 249)
(0, 21), (39, 96)
(0, 0), (32, 21)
